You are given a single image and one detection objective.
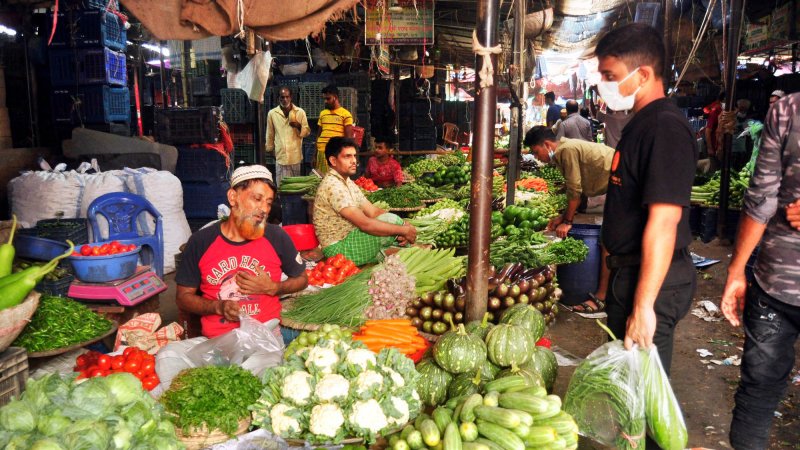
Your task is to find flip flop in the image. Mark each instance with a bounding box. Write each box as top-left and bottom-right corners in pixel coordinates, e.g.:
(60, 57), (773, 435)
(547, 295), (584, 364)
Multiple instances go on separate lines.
(564, 294), (607, 319)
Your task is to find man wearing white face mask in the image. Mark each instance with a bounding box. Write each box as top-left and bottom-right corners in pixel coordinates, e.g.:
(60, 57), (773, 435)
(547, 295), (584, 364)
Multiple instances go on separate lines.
(595, 23), (699, 375)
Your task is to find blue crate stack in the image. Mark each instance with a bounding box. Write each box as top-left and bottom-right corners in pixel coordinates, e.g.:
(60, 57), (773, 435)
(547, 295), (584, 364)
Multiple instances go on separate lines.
(48, 5), (130, 136)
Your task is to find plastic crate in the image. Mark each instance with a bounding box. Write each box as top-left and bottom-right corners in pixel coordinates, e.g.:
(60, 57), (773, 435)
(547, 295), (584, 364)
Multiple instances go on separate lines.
(49, 47), (126, 86)
(36, 274), (75, 296)
(192, 96), (221, 107)
(281, 193), (308, 225)
(0, 348), (28, 407)
(221, 89), (255, 124)
(182, 181), (230, 219)
(298, 82), (327, 119)
(356, 113), (372, 129)
(274, 75), (303, 95)
(35, 218), (89, 244)
(48, 9), (126, 51)
(191, 75), (223, 97)
(300, 72), (334, 83)
(155, 107), (220, 145)
(52, 86), (130, 124)
(333, 72), (370, 91)
(176, 146), (231, 183)
(233, 144), (257, 165)
(339, 87), (358, 117)
(635, 2), (661, 28)
(229, 124), (254, 145)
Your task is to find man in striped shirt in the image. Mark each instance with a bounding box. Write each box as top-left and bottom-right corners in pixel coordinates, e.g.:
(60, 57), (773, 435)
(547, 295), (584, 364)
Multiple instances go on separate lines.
(316, 85), (354, 174)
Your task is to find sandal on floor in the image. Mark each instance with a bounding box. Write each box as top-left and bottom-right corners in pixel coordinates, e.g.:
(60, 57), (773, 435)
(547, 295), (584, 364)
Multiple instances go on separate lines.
(564, 294), (607, 318)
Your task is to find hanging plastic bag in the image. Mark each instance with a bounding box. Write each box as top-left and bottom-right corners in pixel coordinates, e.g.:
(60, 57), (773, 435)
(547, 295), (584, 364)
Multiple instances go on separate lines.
(236, 51), (272, 102)
(564, 331), (645, 449)
(186, 314), (284, 373)
(640, 346), (688, 450)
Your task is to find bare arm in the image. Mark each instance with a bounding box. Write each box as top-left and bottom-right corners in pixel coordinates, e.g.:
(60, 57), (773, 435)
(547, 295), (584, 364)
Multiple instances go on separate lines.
(236, 268), (308, 296)
(339, 206), (415, 242)
(624, 203), (682, 349)
(548, 196), (581, 238)
(360, 199), (386, 219)
(176, 285), (239, 322)
(344, 124), (354, 139)
(298, 111), (311, 138)
(721, 214), (766, 326)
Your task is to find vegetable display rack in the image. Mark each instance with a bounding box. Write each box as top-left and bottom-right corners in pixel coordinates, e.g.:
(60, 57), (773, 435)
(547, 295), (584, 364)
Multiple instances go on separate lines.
(0, 347), (28, 407)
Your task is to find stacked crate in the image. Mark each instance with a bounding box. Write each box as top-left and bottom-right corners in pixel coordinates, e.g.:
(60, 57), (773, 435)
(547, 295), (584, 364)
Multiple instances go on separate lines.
(190, 60), (222, 107)
(399, 100), (440, 151)
(48, 4), (130, 136)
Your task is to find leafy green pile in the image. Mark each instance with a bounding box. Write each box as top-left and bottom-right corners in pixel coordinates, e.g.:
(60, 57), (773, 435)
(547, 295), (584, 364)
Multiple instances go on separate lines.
(251, 339), (421, 444)
(437, 153), (466, 166)
(406, 159), (445, 178)
(13, 295), (113, 352)
(490, 235), (587, 269)
(367, 184), (433, 208)
(161, 365), (261, 437)
(0, 373), (181, 449)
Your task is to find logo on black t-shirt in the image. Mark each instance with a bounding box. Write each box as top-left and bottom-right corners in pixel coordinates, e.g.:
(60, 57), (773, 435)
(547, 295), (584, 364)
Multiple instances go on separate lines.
(610, 150), (622, 186)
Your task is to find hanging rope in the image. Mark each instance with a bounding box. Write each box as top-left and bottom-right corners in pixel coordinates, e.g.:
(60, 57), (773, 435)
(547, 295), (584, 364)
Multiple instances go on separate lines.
(234, 0), (246, 39)
(671, 0), (716, 95)
(472, 30), (502, 91)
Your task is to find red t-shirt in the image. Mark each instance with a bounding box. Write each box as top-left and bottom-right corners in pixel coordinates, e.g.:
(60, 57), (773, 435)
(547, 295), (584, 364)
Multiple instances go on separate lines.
(175, 223), (305, 338)
(366, 156), (403, 187)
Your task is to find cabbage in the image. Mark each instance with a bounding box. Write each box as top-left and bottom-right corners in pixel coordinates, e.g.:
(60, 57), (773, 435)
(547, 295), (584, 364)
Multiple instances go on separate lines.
(120, 399), (156, 430)
(63, 381), (113, 420)
(29, 438), (65, 450)
(36, 412), (71, 436)
(104, 373), (143, 406)
(112, 423), (133, 449)
(5, 433), (32, 450)
(63, 419), (110, 449)
(23, 375), (71, 411)
(0, 400), (36, 432)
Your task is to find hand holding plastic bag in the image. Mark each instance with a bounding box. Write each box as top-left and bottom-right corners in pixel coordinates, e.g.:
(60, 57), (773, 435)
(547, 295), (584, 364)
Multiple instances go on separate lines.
(564, 331), (645, 449)
(640, 346), (688, 450)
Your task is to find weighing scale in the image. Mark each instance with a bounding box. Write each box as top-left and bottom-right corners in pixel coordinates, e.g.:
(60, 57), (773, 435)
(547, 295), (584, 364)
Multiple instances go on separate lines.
(68, 266), (167, 306)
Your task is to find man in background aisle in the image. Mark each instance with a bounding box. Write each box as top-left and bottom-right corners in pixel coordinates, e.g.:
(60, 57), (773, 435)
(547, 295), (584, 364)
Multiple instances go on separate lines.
(721, 92), (800, 450)
(555, 100), (592, 141)
(266, 87), (310, 186)
(316, 85), (354, 174)
(544, 91), (561, 128)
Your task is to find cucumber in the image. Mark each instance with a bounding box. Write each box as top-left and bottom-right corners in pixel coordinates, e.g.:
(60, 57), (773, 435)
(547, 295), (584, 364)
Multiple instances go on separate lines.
(453, 400), (465, 423)
(476, 421), (525, 450)
(443, 422), (463, 450)
(462, 442), (490, 450)
(517, 386), (547, 397)
(401, 424), (416, 440)
(389, 435), (401, 447)
(542, 437), (566, 450)
(475, 437), (506, 450)
(535, 412), (576, 435)
(483, 391), (500, 407)
(420, 419), (441, 447)
(531, 401), (561, 422)
(507, 409), (533, 426)
(408, 430), (425, 450)
(484, 375), (528, 393)
(561, 431), (578, 448)
(545, 395), (562, 409)
(433, 407), (454, 434)
(416, 413), (432, 429)
(474, 406), (521, 429)
(498, 393), (549, 415)
(446, 395), (468, 409)
(432, 443), (444, 450)
(522, 426), (558, 446)
(394, 439), (410, 450)
(460, 394), (484, 423)
(459, 422), (479, 442)
(512, 423), (530, 438)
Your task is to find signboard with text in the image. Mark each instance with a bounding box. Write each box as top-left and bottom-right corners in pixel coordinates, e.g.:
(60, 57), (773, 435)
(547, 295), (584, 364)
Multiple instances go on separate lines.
(364, 0), (434, 45)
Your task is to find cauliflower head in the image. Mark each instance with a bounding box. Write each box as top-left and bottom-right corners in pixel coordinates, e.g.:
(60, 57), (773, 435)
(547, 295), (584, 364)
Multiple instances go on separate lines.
(282, 371), (314, 406)
(305, 346), (340, 374)
(315, 374), (350, 403)
(381, 366), (405, 388)
(309, 404), (345, 439)
(353, 370), (384, 397)
(345, 349), (377, 371)
(270, 403), (302, 437)
(384, 397), (410, 427)
(348, 399), (389, 436)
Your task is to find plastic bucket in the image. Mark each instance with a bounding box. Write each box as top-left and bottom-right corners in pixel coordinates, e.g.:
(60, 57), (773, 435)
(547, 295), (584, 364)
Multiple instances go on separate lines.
(283, 224), (319, 251)
(557, 224), (602, 306)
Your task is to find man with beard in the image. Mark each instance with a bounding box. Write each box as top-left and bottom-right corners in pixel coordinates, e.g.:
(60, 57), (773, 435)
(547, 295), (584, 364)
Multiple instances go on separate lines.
(314, 137), (417, 265)
(316, 85), (354, 174)
(176, 165), (308, 338)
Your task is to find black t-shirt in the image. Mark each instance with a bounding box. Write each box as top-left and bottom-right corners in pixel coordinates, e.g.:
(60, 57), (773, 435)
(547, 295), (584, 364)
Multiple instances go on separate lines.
(601, 98), (698, 256)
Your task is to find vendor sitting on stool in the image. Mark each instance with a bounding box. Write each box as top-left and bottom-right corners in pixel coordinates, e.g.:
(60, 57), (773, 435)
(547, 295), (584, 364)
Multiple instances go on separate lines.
(175, 165), (309, 338)
(313, 137), (417, 265)
(365, 136), (404, 188)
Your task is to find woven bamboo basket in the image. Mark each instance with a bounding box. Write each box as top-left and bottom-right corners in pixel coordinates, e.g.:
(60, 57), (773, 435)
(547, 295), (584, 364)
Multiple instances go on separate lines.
(176, 418), (251, 450)
(280, 298), (322, 331)
(524, 7), (554, 38)
(0, 292), (40, 353)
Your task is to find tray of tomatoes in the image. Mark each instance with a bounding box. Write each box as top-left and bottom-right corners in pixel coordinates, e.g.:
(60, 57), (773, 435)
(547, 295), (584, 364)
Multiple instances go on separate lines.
(305, 254), (360, 287)
(72, 241), (139, 257)
(355, 176), (379, 192)
(74, 347), (160, 391)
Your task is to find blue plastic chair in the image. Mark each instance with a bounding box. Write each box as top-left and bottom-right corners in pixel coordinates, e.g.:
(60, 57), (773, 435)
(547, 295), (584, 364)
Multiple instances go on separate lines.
(86, 192), (164, 278)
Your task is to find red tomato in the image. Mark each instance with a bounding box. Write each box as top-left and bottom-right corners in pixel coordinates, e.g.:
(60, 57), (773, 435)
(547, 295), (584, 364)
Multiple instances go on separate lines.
(110, 240), (121, 249)
(133, 370), (146, 380)
(108, 247), (119, 255)
(80, 245), (92, 256)
(127, 244), (137, 252)
(89, 368), (105, 378)
(75, 372), (87, 380)
(91, 246), (101, 256)
(127, 351), (143, 364)
(142, 375), (159, 391)
(97, 355), (112, 371)
(99, 244), (110, 255)
(123, 360), (140, 372)
(76, 354), (88, 368)
(122, 347), (136, 357)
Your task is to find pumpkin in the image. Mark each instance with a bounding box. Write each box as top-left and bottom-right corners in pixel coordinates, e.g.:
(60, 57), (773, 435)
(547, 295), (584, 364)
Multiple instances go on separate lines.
(522, 346), (558, 391)
(480, 359), (501, 381)
(433, 323), (488, 374)
(415, 359), (453, 406)
(465, 312), (495, 340)
(499, 304), (546, 342)
(447, 370), (487, 399)
(497, 363), (546, 389)
(485, 324), (534, 367)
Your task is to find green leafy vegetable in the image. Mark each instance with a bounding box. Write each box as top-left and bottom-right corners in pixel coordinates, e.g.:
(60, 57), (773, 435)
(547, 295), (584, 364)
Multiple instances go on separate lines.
(12, 295), (113, 352)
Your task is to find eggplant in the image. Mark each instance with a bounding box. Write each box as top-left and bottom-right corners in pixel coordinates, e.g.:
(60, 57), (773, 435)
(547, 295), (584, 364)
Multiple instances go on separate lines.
(534, 287), (547, 302)
(533, 273), (546, 286)
(488, 265), (497, 279)
(454, 312), (464, 323)
(544, 315), (552, 325)
(443, 293), (456, 311)
(534, 302), (545, 311)
(488, 297), (502, 310)
(413, 298), (424, 309)
(517, 279), (531, 295)
(517, 293), (530, 304)
(453, 283), (466, 298)
(496, 263), (516, 283)
(506, 263), (525, 282)
(432, 321), (449, 335)
(406, 307), (419, 317)
(494, 283), (510, 298)
(455, 296), (467, 312)
(446, 279), (459, 295)
(422, 321), (433, 333)
(432, 309), (443, 320)
(544, 266), (555, 282)
(519, 267), (546, 281)
(422, 291), (435, 305)
(509, 284), (521, 298)
(504, 296), (516, 308)
(551, 304), (559, 315)
(410, 317), (423, 328)
(485, 312), (495, 322)
(544, 300), (553, 311)
(433, 292), (444, 308)
(420, 306), (433, 320)
(545, 284), (556, 295)
(442, 311), (453, 325)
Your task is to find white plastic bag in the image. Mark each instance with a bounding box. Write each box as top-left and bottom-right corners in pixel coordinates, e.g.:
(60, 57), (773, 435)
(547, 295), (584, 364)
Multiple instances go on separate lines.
(563, 340), (645, 449)
(641, 346), (688, 450)
(236, 51), (272, 102)
(186, 315), (284, 375)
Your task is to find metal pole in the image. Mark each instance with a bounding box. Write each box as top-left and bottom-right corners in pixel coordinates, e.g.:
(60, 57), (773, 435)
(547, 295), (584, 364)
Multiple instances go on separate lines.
(466, 0), (500, 322)
(718, 0), (746, 241)
(159, 40), (168, 108)
(257, 39), (268, 166)
(506, 0), (525, 206)
(663, 0), (674, 83)
(394, 64), (401, 149)
(182, 41), (191, 107)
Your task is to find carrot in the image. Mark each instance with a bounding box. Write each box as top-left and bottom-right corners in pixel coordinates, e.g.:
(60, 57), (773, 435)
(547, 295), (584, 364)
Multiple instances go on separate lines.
(353, 335), (401, 346)
(361, 329), (417, 343)
(364, 319), (412, 326)
(362, 324), (418, 335)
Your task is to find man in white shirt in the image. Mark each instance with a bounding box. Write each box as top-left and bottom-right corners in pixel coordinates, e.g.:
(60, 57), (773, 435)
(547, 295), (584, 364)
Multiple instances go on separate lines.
(266, 87), (311, 186)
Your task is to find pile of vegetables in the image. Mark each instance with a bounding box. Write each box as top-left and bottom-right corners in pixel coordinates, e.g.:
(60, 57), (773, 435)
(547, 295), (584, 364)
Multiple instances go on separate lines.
(492, 205), (552, 237)
(410, 203), (466, 246)
(73, 241), (138, 257)
(690, 169), (750, 208)
(279, 175), (322, 195)
(13, 261), (71, 284)
(517, 194), (566, 222)
(532, 166), (565, 190)
(352, 319), (429, 358)
(368, 185), (424, 209)
(513, 177), (549, 193)
(284, 324), (353, 359)
(161, 365), (262, 437)
(420, 165), (470, 187)
(73, 347), (160, 391)
(306, 254), (360, 287)
(395, 247), (466, 295)
(434, 215), (469, 248)
(406, 159), (445, 178)
(251, 339), (421, 444)
(0, 373), (181, 449)
(490, 235), (588, 270)
(365, 254), (417, 320)
(13, 295), (114, 352)
(355, 176), (379, 192)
